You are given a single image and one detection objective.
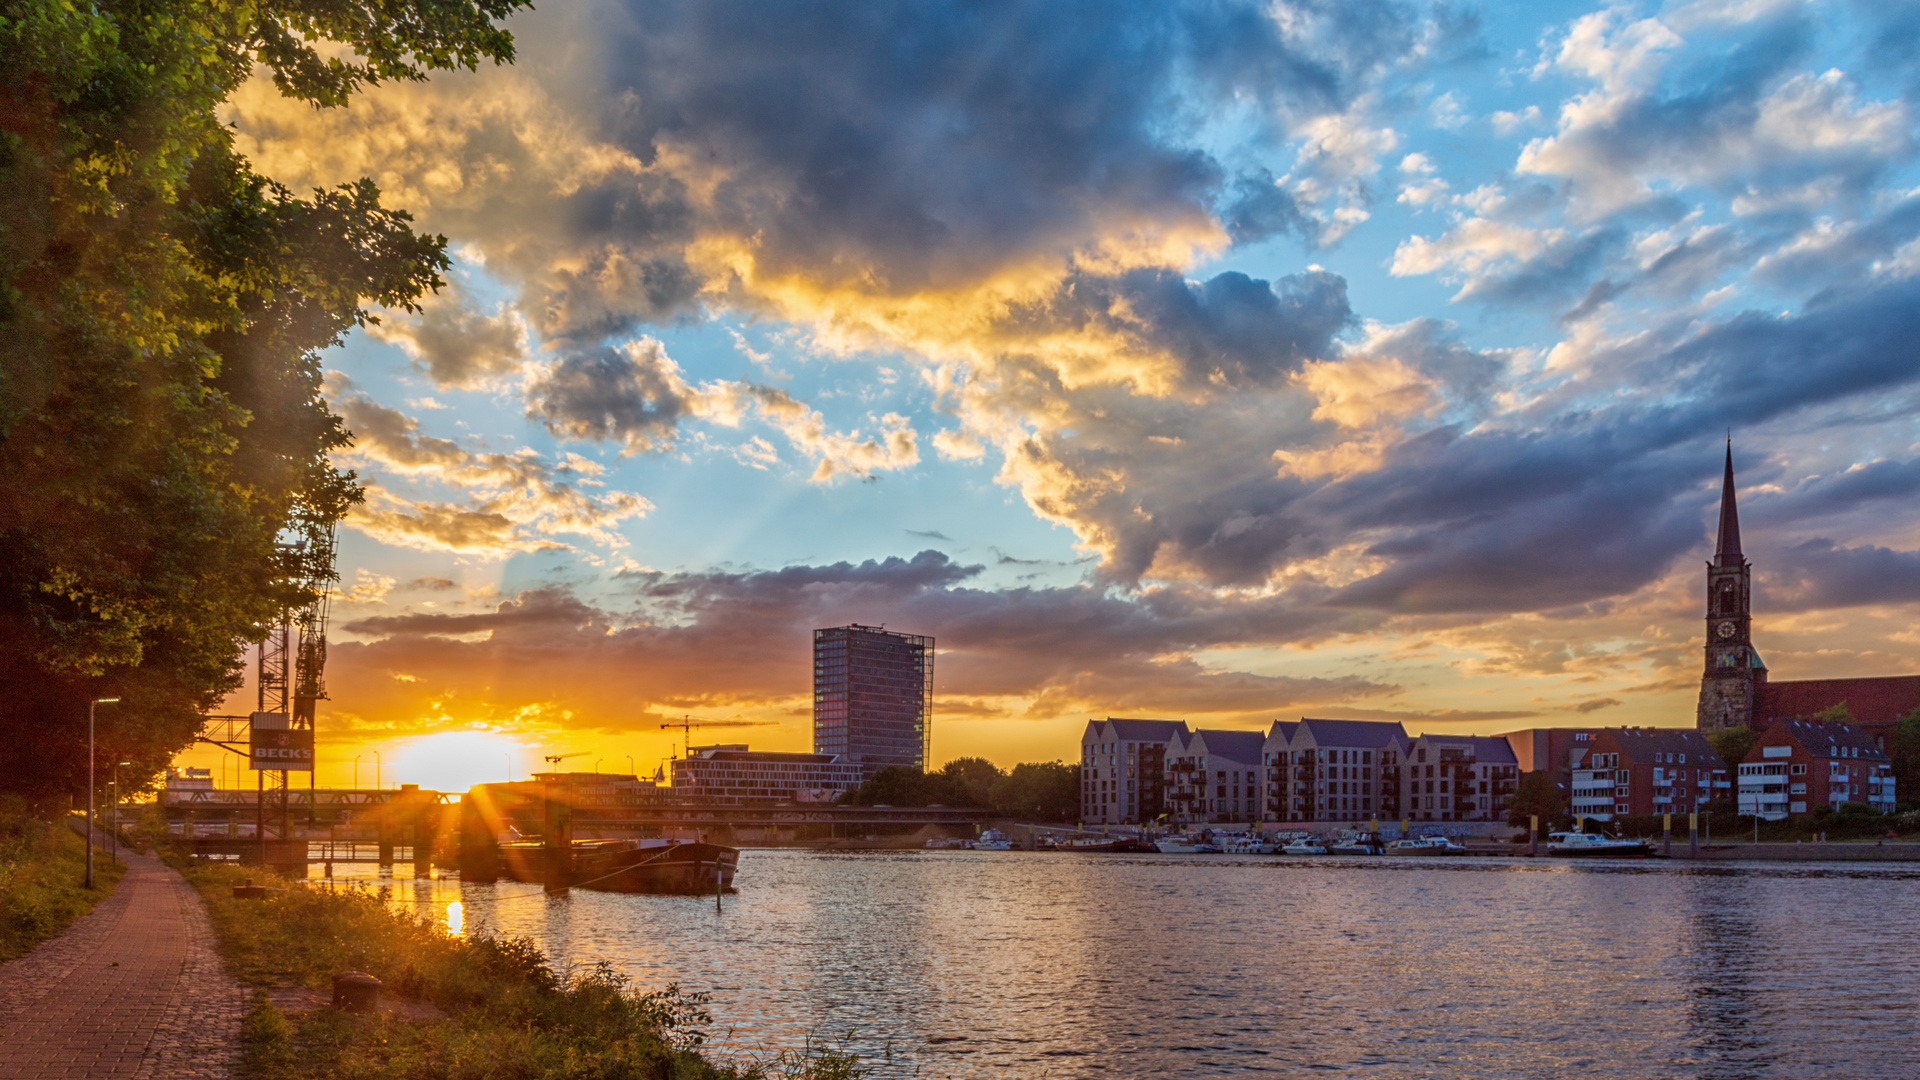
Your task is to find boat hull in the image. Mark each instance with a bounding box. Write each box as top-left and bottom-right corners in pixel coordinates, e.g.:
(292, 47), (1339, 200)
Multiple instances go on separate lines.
(498, 840), (740, 894)
(1547, 842), (1652, 859)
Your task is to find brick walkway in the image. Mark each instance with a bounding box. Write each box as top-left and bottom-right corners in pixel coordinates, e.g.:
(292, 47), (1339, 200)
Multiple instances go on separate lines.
(0, 850), (244, 1079)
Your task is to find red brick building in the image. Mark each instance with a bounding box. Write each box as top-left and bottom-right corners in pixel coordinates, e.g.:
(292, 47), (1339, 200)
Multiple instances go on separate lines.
(1737, 719), (1897, 820)
(1569, 727), (1726, 822)
(1755, 677), (1920, 751)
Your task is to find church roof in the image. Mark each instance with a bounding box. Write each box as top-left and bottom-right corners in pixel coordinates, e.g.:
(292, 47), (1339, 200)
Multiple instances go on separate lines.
(1716, 443), (1743, 563)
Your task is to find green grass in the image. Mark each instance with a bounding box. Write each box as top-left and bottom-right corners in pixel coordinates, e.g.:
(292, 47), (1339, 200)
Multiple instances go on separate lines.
(0, 803), (125, 961)
(184, 862), (865, 1080)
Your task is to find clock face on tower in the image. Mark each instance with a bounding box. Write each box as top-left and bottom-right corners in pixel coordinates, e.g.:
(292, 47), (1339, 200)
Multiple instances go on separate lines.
(1717, 621), (1737, 639)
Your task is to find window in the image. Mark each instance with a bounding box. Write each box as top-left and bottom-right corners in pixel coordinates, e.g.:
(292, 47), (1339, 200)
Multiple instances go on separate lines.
(1790, 764), (1806, 775)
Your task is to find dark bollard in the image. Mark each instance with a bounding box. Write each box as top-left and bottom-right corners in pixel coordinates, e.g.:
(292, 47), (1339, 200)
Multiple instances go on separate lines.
(332, 972), (381, 1013)
(232, 878), (269, 900)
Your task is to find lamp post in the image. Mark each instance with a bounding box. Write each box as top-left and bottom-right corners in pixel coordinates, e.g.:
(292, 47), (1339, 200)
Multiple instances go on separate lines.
(373, 750), (381, 791)
(626, 756), (635, 777)
(85, 698), (120, 889)
(594, 758), (604, 775)
(504, 752), (511, 782)
(353, 754), (363, 791)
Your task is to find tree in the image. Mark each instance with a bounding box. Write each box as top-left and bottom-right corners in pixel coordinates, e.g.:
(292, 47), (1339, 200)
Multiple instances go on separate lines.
(1505, 770), (1561, 832)
(989, 762), (1080, 822)
(1890, 710), (1920, 813)
(936, 757), (1002, 808)
(0, 0), (526, 801)
(1707, 727), (1758, 772)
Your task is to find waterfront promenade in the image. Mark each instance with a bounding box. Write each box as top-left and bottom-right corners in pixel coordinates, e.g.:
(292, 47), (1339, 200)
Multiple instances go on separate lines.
(0, 850), (243, 1079)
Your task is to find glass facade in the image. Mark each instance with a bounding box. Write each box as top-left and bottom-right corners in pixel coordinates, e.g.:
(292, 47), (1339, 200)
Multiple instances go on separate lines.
(813, 624), (934, 774)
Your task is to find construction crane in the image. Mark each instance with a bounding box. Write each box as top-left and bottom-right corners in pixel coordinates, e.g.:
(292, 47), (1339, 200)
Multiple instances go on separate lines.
(542, 751), (589, 773)
(659, 715), (735, 760)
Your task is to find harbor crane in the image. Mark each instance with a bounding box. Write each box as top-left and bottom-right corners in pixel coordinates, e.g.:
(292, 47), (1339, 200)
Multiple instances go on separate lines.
(541, 751), (589, 772)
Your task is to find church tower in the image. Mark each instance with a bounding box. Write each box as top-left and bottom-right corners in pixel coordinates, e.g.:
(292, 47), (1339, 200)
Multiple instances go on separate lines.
(1697, 444), (1764, 732)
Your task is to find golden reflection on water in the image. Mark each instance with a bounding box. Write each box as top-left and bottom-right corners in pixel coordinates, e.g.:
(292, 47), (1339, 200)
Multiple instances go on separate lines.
(315, 853), (1920, 1078)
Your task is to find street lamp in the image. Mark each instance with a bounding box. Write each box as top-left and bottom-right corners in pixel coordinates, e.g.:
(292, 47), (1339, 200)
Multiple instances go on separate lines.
(504, 752), (511, 782)
(373, 750), (381, 790)
(86, 697), (120, 890)
(626, 755), (636, 777)
(594, 758), (604, 775)
(353, 754), (363, 791)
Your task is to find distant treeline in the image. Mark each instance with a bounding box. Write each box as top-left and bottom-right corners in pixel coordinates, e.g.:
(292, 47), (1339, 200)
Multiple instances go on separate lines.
(840, 758), (1080, 822)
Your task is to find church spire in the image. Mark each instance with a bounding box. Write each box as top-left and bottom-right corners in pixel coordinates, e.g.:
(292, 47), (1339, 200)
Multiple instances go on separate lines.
(1715, 441), (1742, 565)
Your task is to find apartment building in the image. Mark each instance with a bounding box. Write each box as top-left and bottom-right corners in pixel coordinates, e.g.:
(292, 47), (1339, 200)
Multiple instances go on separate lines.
(1570, 727), (1726, 822)
(1400, 734), (1520, 823)
(1166, 728), (1265, 824)
(1080, 717), (1189, 825)
(1263, 718), (1411, 825)
(1738, 719), (1896, 820)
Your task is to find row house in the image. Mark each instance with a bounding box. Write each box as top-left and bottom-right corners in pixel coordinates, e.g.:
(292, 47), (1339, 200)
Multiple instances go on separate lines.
(1570, 727), (1726, 822)
(1402, 734), (1520, 823)
(1079, 717), (1188, 825)
(1166, 728), (1266, 824)
(1738, 718), (1896, 820)
(1265, 718), (1411, 825)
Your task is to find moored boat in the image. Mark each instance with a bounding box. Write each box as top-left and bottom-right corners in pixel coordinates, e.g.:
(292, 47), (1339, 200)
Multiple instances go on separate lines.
(1385, 835), (1466, 855)
(1059, 836), (1150, 852)
(1328, 830), (1384, 855)
(1546, 832), (1653, 858)
(1154, 835), (1220, 854)
(1217, 833), (1277, 855)
(1281, 837), (1330, 855)
(498, 838), (739, 893)
(973, 828), (1014, 851)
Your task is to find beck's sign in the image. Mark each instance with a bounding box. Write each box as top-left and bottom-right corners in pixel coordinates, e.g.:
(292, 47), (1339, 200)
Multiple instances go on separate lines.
(249, 711), (313, 771)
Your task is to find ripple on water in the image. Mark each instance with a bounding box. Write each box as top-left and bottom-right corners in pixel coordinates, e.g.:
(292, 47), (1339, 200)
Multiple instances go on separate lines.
(324, 852), (1920, 1079)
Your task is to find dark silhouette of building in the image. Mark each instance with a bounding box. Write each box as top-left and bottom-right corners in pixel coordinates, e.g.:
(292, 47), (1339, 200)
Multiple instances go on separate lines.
(813, 624), (935, 776)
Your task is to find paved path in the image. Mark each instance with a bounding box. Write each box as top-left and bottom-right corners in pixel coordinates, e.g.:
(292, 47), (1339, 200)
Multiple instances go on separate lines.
(0, 851), (244, 1079)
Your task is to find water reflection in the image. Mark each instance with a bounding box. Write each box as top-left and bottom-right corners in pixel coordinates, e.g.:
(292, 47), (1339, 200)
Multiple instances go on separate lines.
(311, 854), (1920, 1078)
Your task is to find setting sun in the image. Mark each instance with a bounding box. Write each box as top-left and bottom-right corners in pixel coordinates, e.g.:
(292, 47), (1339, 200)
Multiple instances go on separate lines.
(389, 731), (527, 793)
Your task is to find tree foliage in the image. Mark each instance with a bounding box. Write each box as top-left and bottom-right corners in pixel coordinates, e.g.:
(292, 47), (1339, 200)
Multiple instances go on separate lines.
(841, 759), (1083, 822)
(1891, 710), (1920, 813)
(1504, 770), (1563, 832)
(0, 0), (525, 800)
(1706, 726), (1758, 772)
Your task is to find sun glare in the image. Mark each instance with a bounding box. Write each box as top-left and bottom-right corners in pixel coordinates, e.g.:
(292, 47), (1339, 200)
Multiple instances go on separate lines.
(390, 730), (523, 793)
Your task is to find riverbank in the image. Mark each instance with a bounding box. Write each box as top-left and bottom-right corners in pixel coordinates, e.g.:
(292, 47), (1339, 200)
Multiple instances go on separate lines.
(181, 861), (864, 1079)
(0, 809), (123, 961)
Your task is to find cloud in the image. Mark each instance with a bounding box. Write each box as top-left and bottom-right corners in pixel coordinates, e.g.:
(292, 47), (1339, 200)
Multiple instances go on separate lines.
(365, 280), (529, 388)
(332, 390), (651, 554)
(329, 550), (1394, 733)
(525, 337), (700, 454)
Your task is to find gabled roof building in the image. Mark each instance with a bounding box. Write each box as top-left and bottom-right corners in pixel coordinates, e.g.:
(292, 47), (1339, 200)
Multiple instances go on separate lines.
(1080, 717), (1189, 825)
(1738, 719), (1895, 820)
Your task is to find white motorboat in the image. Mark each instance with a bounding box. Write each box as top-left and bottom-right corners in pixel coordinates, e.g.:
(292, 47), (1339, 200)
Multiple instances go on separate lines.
(1281, 837), (1330, 855)
(1328, 830), (1384, 855)
(1154, 836), (1219, 853)
(972, 828), (1014, 851)
(1217, 833), (1277, 855)
(1546, 832), (1652, 858)
(1386, 835), (1466, 855)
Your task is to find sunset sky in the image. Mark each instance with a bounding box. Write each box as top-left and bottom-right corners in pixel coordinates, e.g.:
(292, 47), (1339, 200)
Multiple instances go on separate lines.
(172, 0), (1920, 793)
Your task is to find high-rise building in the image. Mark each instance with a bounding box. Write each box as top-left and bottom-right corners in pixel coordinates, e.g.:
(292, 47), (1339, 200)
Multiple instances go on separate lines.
(812, 624), (934, 774)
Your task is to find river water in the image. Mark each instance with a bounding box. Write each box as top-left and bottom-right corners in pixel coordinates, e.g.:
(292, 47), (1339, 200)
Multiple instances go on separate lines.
(329, 850), (1920, 1078)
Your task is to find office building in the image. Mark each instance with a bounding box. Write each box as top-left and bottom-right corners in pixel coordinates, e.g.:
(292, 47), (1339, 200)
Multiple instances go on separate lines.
(670, 744), (867, 804)
(813, 624), (935, 775)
